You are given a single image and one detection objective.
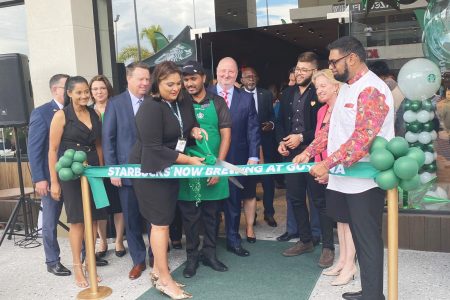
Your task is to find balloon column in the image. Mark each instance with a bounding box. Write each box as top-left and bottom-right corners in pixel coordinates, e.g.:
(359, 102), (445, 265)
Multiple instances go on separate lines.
(370, 136), (425, 191)
(56, 149), (87, 181)
(398, 58), (441, 186)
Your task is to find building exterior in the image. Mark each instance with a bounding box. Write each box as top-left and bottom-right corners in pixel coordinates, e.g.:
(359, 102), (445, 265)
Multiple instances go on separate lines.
(214, 0), (257, 31)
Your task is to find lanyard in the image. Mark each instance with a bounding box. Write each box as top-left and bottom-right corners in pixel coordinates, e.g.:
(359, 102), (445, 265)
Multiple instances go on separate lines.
(163, 100), (184, 138)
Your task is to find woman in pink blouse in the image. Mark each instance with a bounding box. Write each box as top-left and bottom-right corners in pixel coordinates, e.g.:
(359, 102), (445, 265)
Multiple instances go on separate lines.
(312, 69), (357, 286)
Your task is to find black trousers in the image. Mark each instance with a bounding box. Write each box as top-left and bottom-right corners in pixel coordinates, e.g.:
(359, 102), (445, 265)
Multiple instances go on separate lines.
(178, 200), (221, 260)
(329, 188), (385, 300)
(285, 172), (334, 249)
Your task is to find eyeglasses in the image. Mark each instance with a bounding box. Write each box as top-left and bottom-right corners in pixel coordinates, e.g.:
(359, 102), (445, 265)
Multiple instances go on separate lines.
(328, 53), (351, 68)
(242, 75), (257, 80)
(55, 86), (65, 89)
(294, 68), (316, 74)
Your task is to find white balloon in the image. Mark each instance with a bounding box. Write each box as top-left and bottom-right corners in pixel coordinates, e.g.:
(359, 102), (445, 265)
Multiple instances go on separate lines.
(430, 130), (438, 141)
(420, 172), (433, 184)
(405, 131), (419, 143)
(417, 110), (430, 123)
(418, 132), (432, 144)
(397, 58), (442, 100)
(424, 151), (434, 164)
(403, 111), (417, 123)
(429, 111), (434, 120)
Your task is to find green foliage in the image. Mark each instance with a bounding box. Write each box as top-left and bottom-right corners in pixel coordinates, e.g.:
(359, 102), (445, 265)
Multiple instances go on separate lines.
(117, 45), (152, 63)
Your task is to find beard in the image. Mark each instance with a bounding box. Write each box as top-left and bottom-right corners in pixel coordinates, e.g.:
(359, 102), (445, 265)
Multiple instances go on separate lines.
(298, 76), (312, 87)
(334, 63), (350, 83)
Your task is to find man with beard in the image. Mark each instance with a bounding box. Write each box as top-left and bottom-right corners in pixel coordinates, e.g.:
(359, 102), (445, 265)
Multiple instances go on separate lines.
(295, 36), (394, 300)
(276, 52), (334, 265)
(178, 61), (232, 278)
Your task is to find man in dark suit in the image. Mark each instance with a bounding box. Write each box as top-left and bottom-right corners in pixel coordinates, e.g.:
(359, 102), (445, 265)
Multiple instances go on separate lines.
(208, 57), (260, 257)
(240, 67), (277, 227)
(28, 74), (71, 276)
(103, 62), (151, 279)
(276, 52), (334, 265)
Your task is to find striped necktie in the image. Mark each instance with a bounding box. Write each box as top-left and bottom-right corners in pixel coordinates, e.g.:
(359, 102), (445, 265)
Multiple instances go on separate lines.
(221, 90), (229, 108)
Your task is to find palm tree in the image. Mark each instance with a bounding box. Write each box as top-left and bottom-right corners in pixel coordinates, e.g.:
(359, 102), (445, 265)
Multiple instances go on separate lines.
(117, 24), (164, 63)
(140, 25), (164, 52)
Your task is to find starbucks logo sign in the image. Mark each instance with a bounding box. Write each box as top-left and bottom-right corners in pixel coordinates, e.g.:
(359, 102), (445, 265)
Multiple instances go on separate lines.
(155, 43), (193, 64)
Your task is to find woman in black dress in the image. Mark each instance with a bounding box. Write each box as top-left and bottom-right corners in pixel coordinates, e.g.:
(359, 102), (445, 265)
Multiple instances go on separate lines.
(129, 61), (204, 299)
(90, 75), (126, 258)
(49, 76), (107, 288)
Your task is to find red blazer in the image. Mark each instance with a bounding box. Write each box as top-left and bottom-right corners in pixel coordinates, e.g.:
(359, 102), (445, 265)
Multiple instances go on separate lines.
(314, 104), (329, 162)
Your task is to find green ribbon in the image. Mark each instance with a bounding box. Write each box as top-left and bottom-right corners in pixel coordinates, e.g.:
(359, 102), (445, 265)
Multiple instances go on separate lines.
(84, 162), (379, 208)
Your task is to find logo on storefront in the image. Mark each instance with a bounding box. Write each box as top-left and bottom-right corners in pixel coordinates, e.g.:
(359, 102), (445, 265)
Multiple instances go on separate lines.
(154, 43), (193, 64)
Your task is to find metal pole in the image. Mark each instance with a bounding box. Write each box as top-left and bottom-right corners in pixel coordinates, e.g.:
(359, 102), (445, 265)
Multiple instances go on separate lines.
(192, 0), (197, 28)
(387, 188), (399, 300)
(265, 0), (269, 26)
(114, 15), (120, 59)
(133, 0), (142, 61)
(77, 176), (112, 299)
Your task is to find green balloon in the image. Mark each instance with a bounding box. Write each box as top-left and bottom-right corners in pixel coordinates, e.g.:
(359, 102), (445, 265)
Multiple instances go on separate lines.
(424, 162), (437, 172)
(407, 121), (423, 133)
(404, 99), (412, 110)
(386, 137), (409, 158)
(399, 174), (420, 191)
(55, 161), (62, 172)
(58, 156), (73, 168)
(370, 136), (388, 154)
(375, 169), (399, 190)
(409, 142), (421, 148)
(393, 157), (419, 180)
(410, 100), (422, 112)
(424, 143), (434, 152)
(73, 151), (87, 163)
(406, 147), (425, 168)
(370, 149), (395, 171)
(64, 149), (76, 159)
(421, 99), (433, 111)
(58, 168), (74, 181)
(422, 122), (434, 132)
(71, 162), (85, 175)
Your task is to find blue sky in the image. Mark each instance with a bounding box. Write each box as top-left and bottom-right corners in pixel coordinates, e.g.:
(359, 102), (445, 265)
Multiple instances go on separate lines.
(0, 0), (298, 55)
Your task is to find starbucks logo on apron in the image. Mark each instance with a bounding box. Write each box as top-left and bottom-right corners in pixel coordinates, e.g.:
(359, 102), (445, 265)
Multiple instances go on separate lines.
(196, 112), (204, 119)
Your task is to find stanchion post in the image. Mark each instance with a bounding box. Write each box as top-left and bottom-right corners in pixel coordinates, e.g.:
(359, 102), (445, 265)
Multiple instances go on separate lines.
(387, 188), (398, 300)
(77, 176), (112, 300)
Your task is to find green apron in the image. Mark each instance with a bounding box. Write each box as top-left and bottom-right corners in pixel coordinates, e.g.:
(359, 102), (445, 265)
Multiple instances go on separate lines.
(178, 99), (229, 202)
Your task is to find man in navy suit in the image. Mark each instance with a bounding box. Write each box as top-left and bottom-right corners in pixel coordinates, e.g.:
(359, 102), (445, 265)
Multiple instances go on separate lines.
(240, 67), (277, 228)
(209, 57), (260, 257)
(28, 74), (71, 276)
(102, 62), (151, 279)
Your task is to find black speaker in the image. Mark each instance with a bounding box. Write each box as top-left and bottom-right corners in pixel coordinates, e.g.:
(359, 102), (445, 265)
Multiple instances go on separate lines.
(0, 53), (34, 127)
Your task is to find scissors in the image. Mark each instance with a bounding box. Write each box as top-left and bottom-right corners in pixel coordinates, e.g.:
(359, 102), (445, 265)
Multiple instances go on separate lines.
(187, 132), (247, 189)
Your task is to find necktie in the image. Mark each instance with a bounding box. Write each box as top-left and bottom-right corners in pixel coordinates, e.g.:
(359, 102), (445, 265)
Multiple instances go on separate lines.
(221, 90), (229, 108)
(135, 99), (143, 115)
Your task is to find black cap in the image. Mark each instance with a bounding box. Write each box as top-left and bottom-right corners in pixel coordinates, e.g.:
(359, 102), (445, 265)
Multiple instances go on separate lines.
(182, 60), (205, 75)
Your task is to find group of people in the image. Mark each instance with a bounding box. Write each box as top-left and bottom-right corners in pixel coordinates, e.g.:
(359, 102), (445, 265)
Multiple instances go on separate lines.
(28, 35), (394, 300)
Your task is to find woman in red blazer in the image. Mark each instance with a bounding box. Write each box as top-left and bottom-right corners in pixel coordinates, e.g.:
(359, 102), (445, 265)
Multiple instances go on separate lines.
(312, 69), (357, 286)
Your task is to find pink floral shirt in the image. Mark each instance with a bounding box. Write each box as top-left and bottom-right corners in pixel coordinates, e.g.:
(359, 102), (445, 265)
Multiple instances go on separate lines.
(304, 68), (389, 169)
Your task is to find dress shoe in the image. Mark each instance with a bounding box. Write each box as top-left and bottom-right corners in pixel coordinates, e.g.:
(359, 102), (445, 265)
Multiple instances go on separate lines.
(276, 232), (299, 242)
(226, 245), (250, 257)
(115, 249), (127, 257)
(47, 262), (71, 276)
(172, 241), (183, 250)
(331, 266), (357, 286)
(312, 236), (321, 246)
(183, 259), (199, 278)
(246, 236), (256, 243)
(264, 215), (277, 227)
(95, 255), (108, 267)
(318, 248), (335, 268)
(342, 290), (363, 300)
(282, 241), (314, 257)
(129, 263), (146, 280)
(155, 280), (192, 299)
(201, 256), (228, 272)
